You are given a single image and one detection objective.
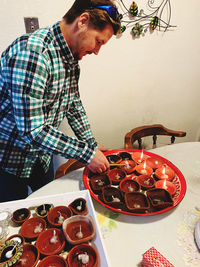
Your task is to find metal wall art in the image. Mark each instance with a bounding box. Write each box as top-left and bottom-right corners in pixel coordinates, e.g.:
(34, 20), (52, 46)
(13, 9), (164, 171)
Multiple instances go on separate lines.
(117, 0), (176, 37)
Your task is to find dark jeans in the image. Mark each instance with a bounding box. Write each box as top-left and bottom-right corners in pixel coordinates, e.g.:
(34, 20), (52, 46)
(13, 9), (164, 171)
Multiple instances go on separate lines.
(0, 158), (54, 202)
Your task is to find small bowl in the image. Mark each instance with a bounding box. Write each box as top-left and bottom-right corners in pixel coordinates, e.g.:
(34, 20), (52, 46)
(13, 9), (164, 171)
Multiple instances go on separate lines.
(136, 175), (155, 190)
(20, 217), (46, 240)
(47, 206), (73, 227)
(155, 180), (177, 195)
(131, 151), (149, 164)
(90, 174), (110, 194)
(67, 244), (98, 267)
(120, 160), (136, 174)
(102, 186), (124, 208)
(106, 154), (122, 164)
(37, 255), (68, 267)
(146, 157), (165, 169)
(0, 240), (23, 266)
(155, 166), (175, 181)
(107, 168), (126, 185)
(62, 215), (96, 245)
(146, 188), (174, 209)
(6, 234), (25, 245)
(11, 208), (31, 225)
(13, 244), (39, 267)
(68, 198), (88, 215)
(125, 192), (150, 213)
(35, 203), (53, 218)
(36, 228), (65, 256)
(119, 178), (140, 193)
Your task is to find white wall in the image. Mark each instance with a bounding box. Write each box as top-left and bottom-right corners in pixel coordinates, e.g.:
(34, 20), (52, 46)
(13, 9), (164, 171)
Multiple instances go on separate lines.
(1, 0), (200, 150)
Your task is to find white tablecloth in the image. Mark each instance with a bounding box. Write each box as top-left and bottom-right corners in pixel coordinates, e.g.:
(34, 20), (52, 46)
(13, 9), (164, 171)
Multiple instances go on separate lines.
(29, 142), (200, 267)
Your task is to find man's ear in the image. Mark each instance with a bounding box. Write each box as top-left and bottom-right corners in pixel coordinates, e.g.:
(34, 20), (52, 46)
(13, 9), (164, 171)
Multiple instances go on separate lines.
(78, 12), (90, 29)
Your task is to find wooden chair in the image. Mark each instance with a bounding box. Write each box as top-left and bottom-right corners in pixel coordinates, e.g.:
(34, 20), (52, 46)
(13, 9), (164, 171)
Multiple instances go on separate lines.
(56, 124), (186, 178)
(55, 158), (85, 179)
(124, 124), (186, 150)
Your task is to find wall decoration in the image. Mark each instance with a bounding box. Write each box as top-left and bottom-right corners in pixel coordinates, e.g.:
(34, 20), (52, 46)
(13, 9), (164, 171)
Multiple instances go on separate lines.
(117, 0), (176, 37)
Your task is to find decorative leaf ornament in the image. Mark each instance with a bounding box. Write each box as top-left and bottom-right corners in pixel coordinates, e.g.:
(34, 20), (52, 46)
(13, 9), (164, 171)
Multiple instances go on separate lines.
(117, 0), (176, 37)
(132, 23), (143, 36)
(130, 2), (138, 16)
(151, 16), (159, 30)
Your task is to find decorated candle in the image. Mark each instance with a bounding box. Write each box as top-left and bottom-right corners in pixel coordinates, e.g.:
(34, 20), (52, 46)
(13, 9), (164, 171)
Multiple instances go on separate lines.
(131, 151), (148, 164)
(135, 161), (153, 176)
(155, 166), (175, 181)
(146, 157), (164, 169)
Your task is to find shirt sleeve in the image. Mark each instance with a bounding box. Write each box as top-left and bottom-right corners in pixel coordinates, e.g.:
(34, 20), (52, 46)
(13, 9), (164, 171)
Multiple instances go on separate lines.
(66, 89), (98, 149)
(7, 50), (97, 164)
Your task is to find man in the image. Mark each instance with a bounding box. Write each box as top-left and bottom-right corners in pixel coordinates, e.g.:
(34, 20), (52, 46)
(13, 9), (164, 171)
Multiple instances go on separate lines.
(0, 0), (121, 202)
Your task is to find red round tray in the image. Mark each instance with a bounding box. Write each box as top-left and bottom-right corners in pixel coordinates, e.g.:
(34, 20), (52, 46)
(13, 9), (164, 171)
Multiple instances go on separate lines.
(83, 149), (187, 216)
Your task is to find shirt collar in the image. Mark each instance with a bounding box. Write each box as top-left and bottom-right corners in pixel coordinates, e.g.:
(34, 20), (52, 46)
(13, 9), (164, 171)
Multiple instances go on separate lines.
(52, 21), (78, 66)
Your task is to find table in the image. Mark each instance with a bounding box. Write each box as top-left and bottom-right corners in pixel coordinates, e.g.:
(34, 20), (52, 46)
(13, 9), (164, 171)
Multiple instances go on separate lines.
(29, 142), (200, 267)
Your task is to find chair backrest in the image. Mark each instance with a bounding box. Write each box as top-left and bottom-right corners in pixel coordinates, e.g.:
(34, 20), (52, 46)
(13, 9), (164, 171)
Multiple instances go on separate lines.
(55, 158), (85, 179)
(124, 124), (186, 150)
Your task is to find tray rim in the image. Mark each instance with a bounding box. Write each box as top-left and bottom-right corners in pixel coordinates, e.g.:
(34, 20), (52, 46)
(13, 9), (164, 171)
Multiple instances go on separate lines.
(83, 149), (187, 216)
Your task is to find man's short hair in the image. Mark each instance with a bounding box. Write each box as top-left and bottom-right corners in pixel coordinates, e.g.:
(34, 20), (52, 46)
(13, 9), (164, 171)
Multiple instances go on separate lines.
(63, 0), (121, 35)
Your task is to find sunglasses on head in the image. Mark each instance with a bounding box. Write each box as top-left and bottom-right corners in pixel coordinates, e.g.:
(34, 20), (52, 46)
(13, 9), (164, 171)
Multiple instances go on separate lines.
(88, 5), (120, 21)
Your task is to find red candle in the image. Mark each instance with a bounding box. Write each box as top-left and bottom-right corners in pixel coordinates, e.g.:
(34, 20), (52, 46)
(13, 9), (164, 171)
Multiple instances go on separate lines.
(155, 180), (177, 195)
(131, 151), (148, 164)
(135, 161), (153, 176)
(155, 166), (175, 181)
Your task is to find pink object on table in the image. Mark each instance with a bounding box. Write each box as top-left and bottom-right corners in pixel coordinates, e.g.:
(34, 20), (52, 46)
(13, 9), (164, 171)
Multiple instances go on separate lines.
(142, 247), (174, 267)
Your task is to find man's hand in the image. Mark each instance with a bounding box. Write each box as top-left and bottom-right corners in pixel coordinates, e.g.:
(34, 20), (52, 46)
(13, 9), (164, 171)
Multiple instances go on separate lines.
(88, 148), (110, 173)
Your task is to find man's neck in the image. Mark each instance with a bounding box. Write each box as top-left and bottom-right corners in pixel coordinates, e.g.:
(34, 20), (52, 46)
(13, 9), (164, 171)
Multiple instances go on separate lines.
(59, 20), (73, 51)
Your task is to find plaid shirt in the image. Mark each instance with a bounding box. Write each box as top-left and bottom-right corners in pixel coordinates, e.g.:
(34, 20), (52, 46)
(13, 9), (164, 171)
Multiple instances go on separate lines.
(0, 22), (97, 178)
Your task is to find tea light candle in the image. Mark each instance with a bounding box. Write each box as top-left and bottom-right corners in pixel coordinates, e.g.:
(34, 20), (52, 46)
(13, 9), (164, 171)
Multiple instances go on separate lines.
(135, 161), (153, 176)
(115, 174), (121, 180)
(128, 185), (134, 192)
(57, 212), (65, 224)
(155, 180), (177, 195)
(96, 179), (104, 186)
(50, 230), (58, 244)
(76, 201), (82, 211)
(121, 160), (136, 174)
(131, 151), (148, 164)
(112, 195), (120, 202)
(155, 166), (175, 181)
(124, 161), (131, 169)
(76, 225), (83, 239)
(78, 252), (89, 264)
(34, 223), (43, 234)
